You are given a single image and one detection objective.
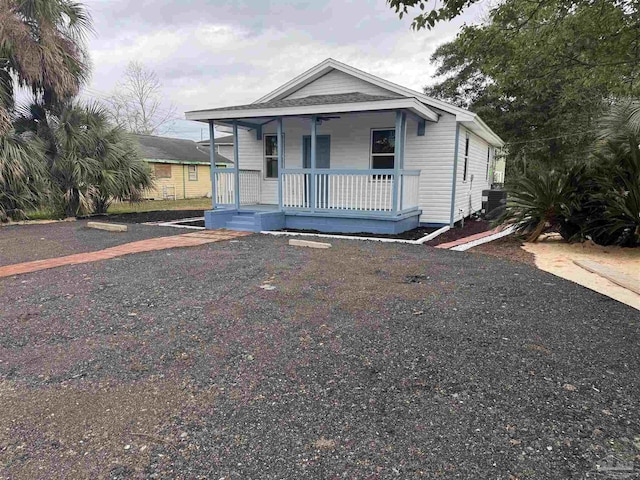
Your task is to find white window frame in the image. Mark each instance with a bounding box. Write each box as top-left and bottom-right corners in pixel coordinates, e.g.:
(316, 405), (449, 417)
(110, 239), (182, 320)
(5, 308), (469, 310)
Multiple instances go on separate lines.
(264, 134), (282, 180)
(188, 164), (198, 181)
(462, 134), (470, 182)
(370, 128), (396, 170)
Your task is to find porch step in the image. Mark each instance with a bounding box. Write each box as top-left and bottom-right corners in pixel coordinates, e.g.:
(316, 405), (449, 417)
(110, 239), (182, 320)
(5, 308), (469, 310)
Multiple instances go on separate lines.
(225, 215), (257, 232)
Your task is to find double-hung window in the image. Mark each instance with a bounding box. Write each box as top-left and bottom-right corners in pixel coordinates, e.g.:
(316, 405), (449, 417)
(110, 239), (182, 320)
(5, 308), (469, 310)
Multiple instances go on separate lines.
(188, 165), (198, 181)
(462, 135), (470, 182)
(264, 134), (282, 179)
(370, 129), (395, 169)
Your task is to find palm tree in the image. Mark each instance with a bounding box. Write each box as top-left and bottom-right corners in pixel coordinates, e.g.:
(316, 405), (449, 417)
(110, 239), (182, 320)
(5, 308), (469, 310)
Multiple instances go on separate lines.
(0, 133), (48, 221)
(16, 101), (153, 217)
(0, 0), (91, 134)
(590, 99), (640, 246)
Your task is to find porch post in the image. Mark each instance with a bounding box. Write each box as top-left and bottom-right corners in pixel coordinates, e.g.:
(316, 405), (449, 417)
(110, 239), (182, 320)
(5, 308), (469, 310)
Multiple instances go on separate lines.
(277, 117), (284, 210)
(208, 120), (217, 209)
(393, 110), (406, 213)
(233, 121), (240, 210)
(310, 115), (317, 211)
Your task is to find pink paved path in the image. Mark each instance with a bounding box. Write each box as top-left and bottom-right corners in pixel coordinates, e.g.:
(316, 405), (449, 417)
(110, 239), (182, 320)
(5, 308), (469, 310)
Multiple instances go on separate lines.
(0, 230), (250, 278)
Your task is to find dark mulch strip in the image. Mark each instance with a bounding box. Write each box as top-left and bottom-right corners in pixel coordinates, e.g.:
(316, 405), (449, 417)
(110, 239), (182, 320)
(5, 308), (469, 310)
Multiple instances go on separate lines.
(469, 235), (537, 267)
(282, 226), (439, 240)
(1, 235), (638, 479)
(0, 220), (185, 267)
(93, 210), (206, 224)
(175, 220), (205, 228)
(425, 218), (491, 246)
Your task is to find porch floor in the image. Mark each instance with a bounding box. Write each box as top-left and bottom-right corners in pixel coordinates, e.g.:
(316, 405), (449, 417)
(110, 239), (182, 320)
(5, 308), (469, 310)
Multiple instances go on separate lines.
(238, 204), (279, 212)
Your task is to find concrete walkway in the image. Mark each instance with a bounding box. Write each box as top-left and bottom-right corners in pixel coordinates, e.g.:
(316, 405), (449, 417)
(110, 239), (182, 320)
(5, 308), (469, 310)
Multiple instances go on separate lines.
(0, 229), (250, 278)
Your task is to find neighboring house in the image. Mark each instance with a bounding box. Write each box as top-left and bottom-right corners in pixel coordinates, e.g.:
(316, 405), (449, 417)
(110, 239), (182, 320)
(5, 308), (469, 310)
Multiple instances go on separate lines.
(198, 134), (235, 163)
(134, 134), (232, 200)
(185, 58), (504, 233)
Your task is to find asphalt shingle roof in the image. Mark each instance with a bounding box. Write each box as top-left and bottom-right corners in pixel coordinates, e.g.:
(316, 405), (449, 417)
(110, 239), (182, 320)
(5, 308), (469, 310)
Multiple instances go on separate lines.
(199, 92), (403, 113)
(133, 134), (232, 164)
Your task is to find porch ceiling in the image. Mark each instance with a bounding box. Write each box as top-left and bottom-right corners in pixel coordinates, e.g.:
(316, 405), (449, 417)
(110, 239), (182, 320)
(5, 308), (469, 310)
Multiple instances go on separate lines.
(185, 93), (439, 124)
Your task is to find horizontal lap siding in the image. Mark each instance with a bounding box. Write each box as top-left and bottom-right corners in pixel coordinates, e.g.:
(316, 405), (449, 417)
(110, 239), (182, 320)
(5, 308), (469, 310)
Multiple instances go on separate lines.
(453, 127), (491, 222)
(404, 113), (457, 225)
(184, 164), (212, 198)
(217, 144), (234, 162)
(234, 112), (459, 221)
(284, 70), (399, 99)
(147, 163), (212, 200)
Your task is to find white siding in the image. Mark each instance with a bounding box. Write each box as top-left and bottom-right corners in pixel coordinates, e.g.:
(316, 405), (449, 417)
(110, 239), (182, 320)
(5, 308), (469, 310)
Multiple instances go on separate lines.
(284, 70), (399, 100)
(404, 112), (457, 225)
(231, 111), (460, 225)
(217, 144), (234, 162)
(452, 126), (492, 222)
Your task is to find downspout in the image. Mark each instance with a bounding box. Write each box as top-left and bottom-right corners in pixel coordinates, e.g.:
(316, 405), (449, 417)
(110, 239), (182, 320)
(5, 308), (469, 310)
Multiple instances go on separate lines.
(182, 164), (186, 199)
(449, 123), (461, 227)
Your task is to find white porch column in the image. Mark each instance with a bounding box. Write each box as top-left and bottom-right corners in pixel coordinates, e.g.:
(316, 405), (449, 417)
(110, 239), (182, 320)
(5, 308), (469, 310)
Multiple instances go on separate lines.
(310, 115), (317, 211)
(208, 120), (217, 209)
(277, 117), (284, 210)
(393, 110), (406, 213)
(233, 121), (240, 209)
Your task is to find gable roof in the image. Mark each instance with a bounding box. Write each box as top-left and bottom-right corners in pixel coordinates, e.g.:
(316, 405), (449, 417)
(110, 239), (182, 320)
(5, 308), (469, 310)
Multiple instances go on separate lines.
(134, 134), (232, 164)
(200, 93), (403, 112)
(254, 58), (503, 147)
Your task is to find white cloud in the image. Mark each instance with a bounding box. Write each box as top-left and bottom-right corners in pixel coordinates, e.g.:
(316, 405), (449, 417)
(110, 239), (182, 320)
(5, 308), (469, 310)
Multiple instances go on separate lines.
(82, 0), (487, 140)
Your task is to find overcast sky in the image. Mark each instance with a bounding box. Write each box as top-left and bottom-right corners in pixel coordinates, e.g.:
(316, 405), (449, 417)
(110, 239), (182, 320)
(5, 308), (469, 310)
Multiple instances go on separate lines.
(81, 0), (486, 141)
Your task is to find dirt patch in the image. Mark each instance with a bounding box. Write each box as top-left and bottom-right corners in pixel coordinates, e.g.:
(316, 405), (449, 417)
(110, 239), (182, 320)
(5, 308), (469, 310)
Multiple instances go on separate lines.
(522, 235), (640, 310)
(468, 235), (536, 267)
(425, 219), (490, 246)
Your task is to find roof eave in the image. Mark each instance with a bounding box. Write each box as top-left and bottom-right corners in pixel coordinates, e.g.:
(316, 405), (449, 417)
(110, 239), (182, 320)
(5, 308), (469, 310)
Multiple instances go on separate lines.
(185, 98), (438, 123)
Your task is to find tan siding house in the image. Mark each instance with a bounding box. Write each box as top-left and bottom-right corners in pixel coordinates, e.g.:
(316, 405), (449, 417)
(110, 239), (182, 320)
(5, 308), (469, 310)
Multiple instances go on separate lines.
(134, 134), (232, 200)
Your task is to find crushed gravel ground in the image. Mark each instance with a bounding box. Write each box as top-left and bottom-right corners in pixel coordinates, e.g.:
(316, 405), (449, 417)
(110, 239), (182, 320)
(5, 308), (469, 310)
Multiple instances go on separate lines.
(1, 234), (639, 479)
(0, 221), (184, 267)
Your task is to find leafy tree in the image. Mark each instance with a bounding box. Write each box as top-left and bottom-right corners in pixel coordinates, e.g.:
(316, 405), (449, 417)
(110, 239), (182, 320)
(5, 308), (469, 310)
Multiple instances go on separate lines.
(16, 102), (153, 217)
(405, 0), (639, 173)
(105, 61), (176, 135)
(388, 0), (480, 30)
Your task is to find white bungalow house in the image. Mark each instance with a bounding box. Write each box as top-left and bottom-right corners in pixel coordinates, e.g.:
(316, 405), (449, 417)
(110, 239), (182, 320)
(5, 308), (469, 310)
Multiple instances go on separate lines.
(185, 59), (504, 234)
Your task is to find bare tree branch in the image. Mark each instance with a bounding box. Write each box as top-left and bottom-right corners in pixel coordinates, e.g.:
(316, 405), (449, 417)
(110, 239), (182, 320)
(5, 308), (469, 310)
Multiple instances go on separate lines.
(105, 62), (176, 135)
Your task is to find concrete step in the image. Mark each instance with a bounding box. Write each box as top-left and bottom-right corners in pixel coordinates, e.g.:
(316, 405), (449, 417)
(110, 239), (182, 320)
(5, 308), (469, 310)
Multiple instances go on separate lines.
(226, 221), (256, 231)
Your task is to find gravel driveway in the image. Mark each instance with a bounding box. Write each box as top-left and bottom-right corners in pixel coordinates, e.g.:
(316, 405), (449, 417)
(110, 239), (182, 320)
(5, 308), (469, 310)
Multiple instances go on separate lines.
(1, 233), (638, 479)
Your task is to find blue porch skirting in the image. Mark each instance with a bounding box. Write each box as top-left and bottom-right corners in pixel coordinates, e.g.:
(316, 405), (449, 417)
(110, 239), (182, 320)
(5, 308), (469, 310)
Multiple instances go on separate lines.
(205, 208), (421, 234)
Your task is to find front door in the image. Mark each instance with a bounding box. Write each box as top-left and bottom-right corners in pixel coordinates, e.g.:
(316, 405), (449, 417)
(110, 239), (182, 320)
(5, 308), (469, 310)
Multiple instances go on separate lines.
(303, 135), (330, 207)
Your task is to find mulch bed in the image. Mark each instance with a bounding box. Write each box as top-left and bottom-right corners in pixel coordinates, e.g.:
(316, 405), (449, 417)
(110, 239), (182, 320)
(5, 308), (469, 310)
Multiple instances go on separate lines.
(84, 210), (206, 224)
(469, 235), (537, 266)
(1, 234), (638, 478)
(424, 218), (491, 246)
(281, 226), (439, 240)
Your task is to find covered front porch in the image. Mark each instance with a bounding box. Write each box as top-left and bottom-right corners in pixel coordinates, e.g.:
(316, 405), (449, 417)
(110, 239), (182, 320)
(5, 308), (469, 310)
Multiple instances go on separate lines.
(187, 95), (437, 233)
